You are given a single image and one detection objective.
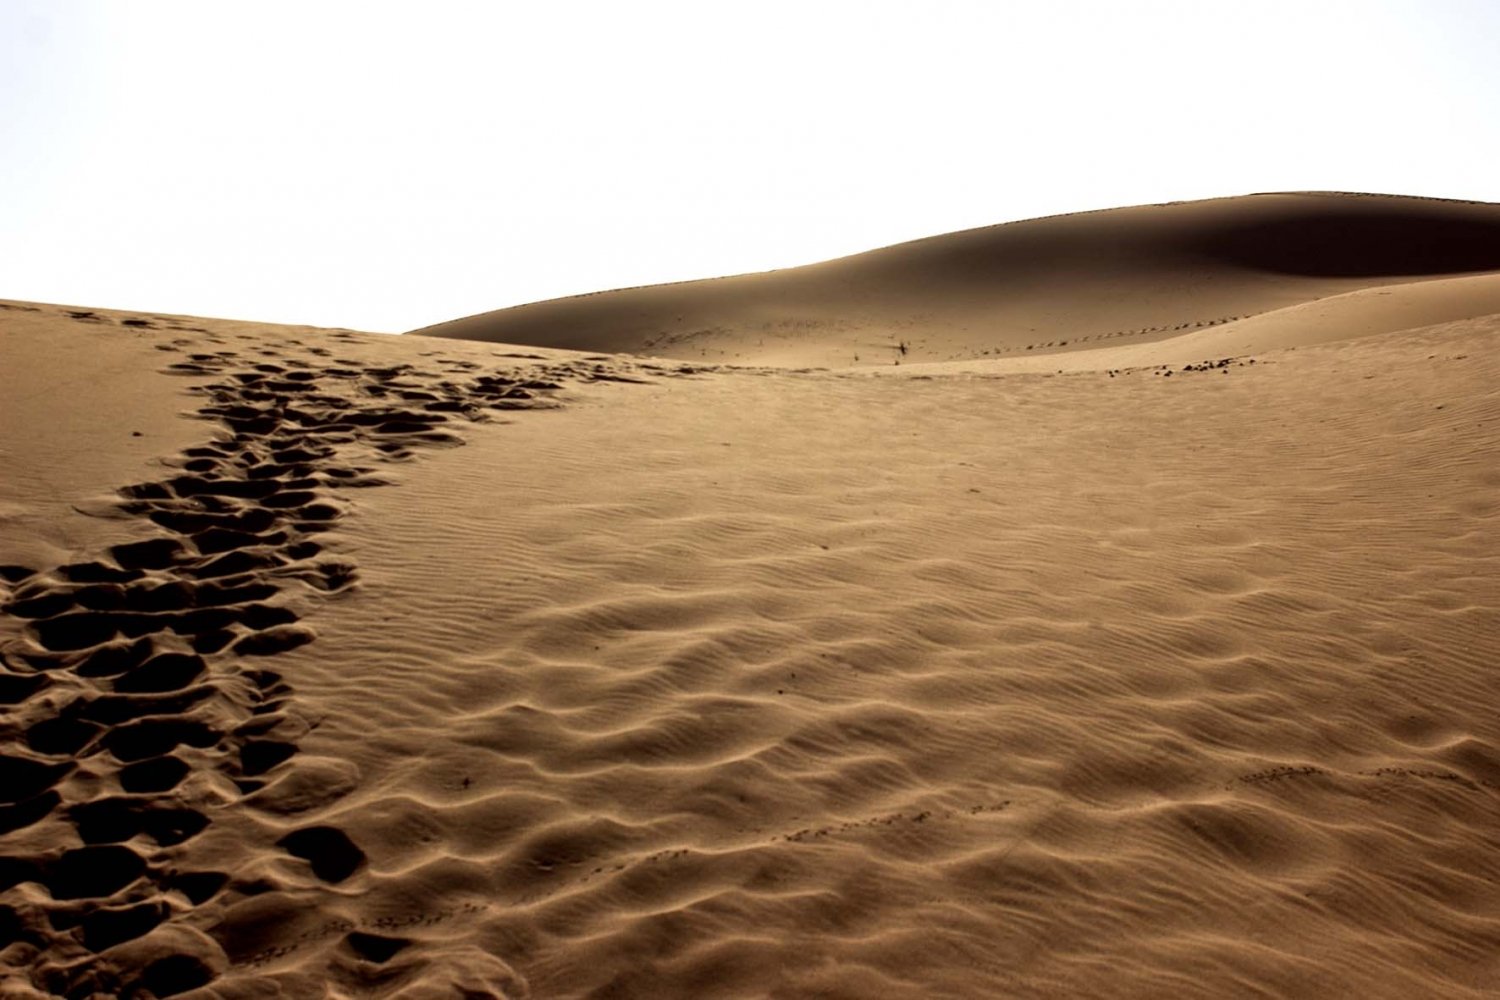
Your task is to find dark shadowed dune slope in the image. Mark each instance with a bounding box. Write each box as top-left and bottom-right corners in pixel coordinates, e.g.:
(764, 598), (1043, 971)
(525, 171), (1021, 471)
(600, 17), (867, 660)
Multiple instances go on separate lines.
(410, 192), (1500, 368)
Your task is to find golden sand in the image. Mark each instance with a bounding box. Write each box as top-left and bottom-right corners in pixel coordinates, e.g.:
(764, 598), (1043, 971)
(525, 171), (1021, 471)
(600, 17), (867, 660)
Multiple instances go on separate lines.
(3, 193), (1499, 997)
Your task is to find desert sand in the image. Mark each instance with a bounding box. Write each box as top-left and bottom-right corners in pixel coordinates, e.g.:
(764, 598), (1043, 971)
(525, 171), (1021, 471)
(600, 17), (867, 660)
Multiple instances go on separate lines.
(2, 192), (1499, 998)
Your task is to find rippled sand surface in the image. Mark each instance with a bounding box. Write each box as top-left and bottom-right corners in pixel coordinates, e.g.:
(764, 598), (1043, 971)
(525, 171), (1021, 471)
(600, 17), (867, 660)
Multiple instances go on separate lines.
(3, 203), (1500, 997)
(311, 316), (1500, 998)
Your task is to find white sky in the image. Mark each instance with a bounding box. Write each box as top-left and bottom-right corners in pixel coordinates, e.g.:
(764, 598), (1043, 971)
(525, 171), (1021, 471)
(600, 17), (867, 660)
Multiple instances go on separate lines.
(3, 0), (1499, 332)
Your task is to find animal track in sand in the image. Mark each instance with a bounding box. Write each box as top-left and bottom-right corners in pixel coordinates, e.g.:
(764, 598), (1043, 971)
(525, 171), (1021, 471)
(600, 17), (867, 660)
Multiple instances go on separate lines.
(770, 800), (1013, 844)
(1, 316), (686, 995)
(553, 802), (1018, 894)
(1233, 763), (1500, 796)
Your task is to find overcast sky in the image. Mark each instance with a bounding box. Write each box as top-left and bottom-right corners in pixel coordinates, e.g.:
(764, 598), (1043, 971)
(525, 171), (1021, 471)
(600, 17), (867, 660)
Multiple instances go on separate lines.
(3, 1), (1498, 331)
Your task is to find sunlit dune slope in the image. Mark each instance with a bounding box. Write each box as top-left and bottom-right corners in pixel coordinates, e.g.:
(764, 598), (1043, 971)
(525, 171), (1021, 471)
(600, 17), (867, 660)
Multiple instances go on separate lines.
(410, 192), (1500, 367)
(3, 299), (1499, 998)
(933, 270), (1500, 374)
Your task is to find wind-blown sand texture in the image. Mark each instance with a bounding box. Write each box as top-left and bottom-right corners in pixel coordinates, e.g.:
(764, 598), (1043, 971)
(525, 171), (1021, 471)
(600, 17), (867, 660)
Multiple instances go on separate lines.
(3, 192), (1500, 997)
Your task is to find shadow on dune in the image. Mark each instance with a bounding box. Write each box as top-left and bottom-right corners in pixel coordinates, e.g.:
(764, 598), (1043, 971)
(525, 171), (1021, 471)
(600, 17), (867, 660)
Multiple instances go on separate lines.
(1188, 204), (1500, 277)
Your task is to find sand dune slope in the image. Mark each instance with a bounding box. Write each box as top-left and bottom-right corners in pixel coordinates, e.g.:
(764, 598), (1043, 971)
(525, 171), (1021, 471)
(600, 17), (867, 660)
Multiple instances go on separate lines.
(926, 270), (1500, 374)
(5, 298), (1498, 997)
(2, 302), (673, 997)
(411, 192), (1500, 368)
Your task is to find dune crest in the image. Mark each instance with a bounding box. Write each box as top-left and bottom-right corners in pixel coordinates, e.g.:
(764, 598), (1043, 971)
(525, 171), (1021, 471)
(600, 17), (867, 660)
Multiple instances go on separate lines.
(410, 192), (1500, 368)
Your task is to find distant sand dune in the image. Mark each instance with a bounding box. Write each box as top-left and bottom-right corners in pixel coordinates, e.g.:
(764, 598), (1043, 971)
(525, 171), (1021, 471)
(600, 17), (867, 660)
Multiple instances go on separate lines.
(411, 192), (1500, 368)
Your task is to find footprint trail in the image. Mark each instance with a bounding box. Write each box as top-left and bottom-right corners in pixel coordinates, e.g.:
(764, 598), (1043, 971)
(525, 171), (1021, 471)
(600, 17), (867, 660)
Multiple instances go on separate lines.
(0, 331), (674, 996)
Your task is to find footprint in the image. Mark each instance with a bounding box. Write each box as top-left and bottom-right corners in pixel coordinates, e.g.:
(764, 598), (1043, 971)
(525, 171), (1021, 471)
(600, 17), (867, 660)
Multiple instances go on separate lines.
(70, 798), (208, 846)
(164, 869), (229, 905)
(345, 930), (411, 963)
(183, 550), (286, 580)
(75, 636), (157, 677)
(0, 564), (39, 582)
(4, 588), (76, 619)
(32, 611), (127, 651)
(109, 538), (184, 571)
(191, 629), (237, 654)
(276, 826), (367, 883)
(133, 954), (217, 997)
(43, 845), (147, 900)
(240, 739), (298, 776)
(76, 901), (168, 951)
(118, 755), (191, 793)
(0, 753), (75, 802)
(59, 561), (141, 584)
(102, 718), (220, 762)
(74, 687), (215, 725)
(26, 716), (103, 755)
(188, 527), (288, 555)
(111, 652), (207, 693)
(233, 625), (315, 656)
(0, 670), (50, 704)
(0, 790), (62, 835)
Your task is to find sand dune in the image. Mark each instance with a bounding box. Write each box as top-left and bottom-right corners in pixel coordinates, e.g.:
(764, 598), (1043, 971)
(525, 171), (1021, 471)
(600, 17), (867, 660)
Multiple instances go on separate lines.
(412, 192), (1500, 368)
(921, 269), (1500, 375)
(4, 191), (1500, 998)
